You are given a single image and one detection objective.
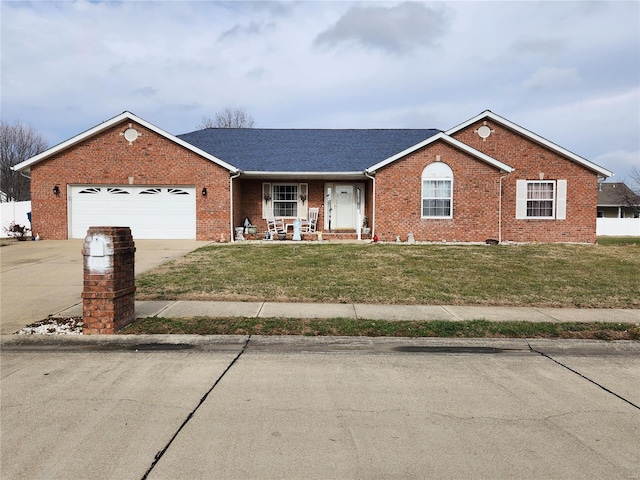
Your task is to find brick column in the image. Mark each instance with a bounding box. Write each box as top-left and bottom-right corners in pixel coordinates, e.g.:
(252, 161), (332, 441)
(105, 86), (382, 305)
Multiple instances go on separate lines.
(82, 227), (136, 334)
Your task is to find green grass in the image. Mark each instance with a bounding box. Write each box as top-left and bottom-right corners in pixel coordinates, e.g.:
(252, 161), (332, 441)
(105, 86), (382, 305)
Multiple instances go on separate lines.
(597, 236), (640, 246)
(119, 316), (640, 340)
(136, 242), (640, 308)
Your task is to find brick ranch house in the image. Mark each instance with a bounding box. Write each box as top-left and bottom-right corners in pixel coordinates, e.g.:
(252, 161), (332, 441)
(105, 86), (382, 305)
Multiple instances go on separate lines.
(13, 110), (612, 243)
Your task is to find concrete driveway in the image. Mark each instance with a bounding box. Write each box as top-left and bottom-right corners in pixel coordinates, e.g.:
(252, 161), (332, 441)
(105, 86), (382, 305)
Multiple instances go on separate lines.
(1, 335), (639, 480)
(0, 239), (209, 334)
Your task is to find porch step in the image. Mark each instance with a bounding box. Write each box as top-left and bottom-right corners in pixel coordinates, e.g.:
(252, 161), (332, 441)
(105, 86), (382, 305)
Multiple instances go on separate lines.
(319, 231), (372, 241)
(240, 231), (371, 242)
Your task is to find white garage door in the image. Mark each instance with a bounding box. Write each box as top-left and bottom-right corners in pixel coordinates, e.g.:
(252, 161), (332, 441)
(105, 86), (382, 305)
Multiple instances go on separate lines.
(69, 185), (196, 239)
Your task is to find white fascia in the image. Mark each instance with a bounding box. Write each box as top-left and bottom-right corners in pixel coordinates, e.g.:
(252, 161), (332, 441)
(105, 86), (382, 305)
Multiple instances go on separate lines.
(11, 111), (239, 174)
(365, 132), (513, 174)
(446, 110), (613, 178)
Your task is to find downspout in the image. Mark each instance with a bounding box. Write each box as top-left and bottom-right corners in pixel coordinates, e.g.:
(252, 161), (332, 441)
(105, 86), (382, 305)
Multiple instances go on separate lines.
(364, 171), (376, 239)
(498, 171), (511, 244)
(229, 171), (241, 242)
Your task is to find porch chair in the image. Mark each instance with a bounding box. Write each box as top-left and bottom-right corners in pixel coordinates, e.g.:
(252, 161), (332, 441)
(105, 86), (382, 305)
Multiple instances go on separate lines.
(266, 217), (286, 239)
(300, 207), (319, 233)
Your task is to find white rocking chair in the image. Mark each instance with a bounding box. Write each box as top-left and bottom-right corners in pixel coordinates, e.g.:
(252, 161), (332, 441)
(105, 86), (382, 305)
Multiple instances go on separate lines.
(266, 217), (285, 239)
(300, 207), (319, 233)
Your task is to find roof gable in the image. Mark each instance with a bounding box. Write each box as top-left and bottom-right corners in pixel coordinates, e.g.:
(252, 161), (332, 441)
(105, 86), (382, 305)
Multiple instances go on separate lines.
(177, 128), (440, 173)
(446, 110), (612, 178)
(597, 182), (640, 206)
(365, 132), (514, 173)
(12, 111), (238, 174)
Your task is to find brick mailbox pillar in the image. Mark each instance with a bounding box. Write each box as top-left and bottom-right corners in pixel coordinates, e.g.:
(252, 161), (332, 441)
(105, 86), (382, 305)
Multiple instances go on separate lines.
(82, 227), (136, 334)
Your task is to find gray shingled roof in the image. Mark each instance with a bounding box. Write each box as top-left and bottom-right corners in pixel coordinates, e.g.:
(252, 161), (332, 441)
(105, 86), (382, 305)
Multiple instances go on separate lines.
(177, 128), (440, 172)
(598, 182), (640, 206)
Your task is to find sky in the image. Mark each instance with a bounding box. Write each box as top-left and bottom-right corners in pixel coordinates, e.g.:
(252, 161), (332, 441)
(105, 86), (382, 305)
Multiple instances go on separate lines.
(2, 0), (638, 182)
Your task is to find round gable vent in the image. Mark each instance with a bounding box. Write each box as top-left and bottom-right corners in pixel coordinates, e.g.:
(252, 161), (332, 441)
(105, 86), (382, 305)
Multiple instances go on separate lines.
(124, 128), (139, 143)
(477, 125), (492, 139)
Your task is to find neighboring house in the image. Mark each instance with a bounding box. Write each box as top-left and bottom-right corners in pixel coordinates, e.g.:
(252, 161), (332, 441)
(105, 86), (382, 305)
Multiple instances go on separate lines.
(597, 182), (640, 218)
(12, 110), (612, 243)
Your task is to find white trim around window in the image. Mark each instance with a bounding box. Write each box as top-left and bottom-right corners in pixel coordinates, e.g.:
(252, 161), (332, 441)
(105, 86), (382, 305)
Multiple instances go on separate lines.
(262, 182), (309, 219)
(516, 179), (567, 220)
(421, 162), (453, 219)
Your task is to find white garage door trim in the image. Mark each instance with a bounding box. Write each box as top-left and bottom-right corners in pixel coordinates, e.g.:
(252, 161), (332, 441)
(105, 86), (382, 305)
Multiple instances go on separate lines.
(69, 185), (196, 239)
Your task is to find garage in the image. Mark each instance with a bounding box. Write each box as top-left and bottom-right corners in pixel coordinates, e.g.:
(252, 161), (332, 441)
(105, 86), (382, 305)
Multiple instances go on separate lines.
(69, 185), (196, 239)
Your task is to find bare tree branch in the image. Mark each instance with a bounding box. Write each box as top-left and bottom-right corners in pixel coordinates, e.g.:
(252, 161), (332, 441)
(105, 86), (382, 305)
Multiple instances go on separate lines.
(197, 107), (255, 129)
(611, 178), (640, 216)
(628, 166), (640, 194)
(0, 121), (48, 201)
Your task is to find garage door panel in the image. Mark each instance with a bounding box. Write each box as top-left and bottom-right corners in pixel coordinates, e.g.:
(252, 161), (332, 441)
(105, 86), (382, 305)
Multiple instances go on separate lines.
(70, 186), (196, 239)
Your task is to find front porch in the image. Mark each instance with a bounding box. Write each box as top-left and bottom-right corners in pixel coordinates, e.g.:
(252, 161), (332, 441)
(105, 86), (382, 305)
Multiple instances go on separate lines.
(234, 177), (372, 241)
(236, 229), (373, 242)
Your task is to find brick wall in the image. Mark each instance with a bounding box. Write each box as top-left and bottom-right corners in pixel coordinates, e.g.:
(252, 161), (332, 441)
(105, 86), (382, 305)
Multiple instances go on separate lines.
(451, 120), (599, 243)
(375, 141), (502, 242)
(29, 120), (231, 240)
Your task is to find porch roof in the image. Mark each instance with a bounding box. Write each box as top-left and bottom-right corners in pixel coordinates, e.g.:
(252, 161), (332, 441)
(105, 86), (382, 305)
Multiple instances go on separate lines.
(177, 128), (440, 172)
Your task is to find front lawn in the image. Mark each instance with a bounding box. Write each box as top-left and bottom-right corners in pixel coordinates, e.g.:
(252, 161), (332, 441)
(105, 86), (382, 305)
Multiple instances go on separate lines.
(135, 242), (640, 309)
(120, 317), (640, 340)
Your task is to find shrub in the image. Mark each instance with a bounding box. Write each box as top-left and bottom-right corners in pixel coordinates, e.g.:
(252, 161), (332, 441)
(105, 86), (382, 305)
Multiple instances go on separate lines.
(4, 222), (31, 239)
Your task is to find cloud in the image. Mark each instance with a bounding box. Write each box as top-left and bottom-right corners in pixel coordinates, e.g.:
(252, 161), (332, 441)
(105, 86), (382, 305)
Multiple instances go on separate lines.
(594, 150), (640, 181)
(510, 38), (568, 57)
(314, 2), (451, 54)
(246, 67), (268, 80)
(133, 86), (157, 97)
(521, 66), (582, 91)
(219, 21), (273, 41)
(1, 0), (637, 181)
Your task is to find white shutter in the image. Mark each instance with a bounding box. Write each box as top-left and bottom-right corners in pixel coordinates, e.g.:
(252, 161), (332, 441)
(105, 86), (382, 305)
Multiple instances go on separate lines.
(556, 179), (567, 220)
(262, 183), (272, 219)
(299, 183), (309, 219)
(515, 180), (528, 219)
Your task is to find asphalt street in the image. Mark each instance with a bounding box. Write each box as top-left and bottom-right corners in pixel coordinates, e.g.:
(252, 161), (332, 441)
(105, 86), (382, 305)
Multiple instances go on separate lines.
(1, 335), (639, 480)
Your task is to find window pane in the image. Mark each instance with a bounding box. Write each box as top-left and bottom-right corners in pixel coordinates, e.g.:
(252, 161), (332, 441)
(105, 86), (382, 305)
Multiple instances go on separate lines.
(423, 179), (452, 216)
(274, 202), (297, 217)
(422, 199), (451, 217)
(527, 182), (553, 200)
(273, 184), (298, 217)
(526, 182), (554, 217)
(439, 181), (451, 197)
(423, 181), (435, 197)
(274, 185), (297, 201)
(527, 200), (553, 217)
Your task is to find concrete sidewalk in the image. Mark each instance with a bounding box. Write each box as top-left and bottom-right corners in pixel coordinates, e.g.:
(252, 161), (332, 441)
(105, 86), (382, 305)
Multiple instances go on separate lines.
(56, 300), (640, 324)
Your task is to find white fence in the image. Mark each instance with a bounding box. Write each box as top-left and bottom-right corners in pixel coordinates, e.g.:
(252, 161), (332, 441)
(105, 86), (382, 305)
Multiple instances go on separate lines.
(597, 218), (640, 237)
(1, 201), (32, 237)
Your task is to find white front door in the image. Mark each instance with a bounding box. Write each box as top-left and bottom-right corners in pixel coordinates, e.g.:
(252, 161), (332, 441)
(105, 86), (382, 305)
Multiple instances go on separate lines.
(334, 185), (355, 229)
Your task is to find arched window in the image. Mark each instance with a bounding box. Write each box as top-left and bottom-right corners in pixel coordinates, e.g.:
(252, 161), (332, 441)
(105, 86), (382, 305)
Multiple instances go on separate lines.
(422, 162), (453, 218)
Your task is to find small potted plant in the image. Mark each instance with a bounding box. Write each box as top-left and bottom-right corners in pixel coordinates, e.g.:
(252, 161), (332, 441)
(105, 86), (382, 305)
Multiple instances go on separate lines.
(4, 222), (31, 241)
